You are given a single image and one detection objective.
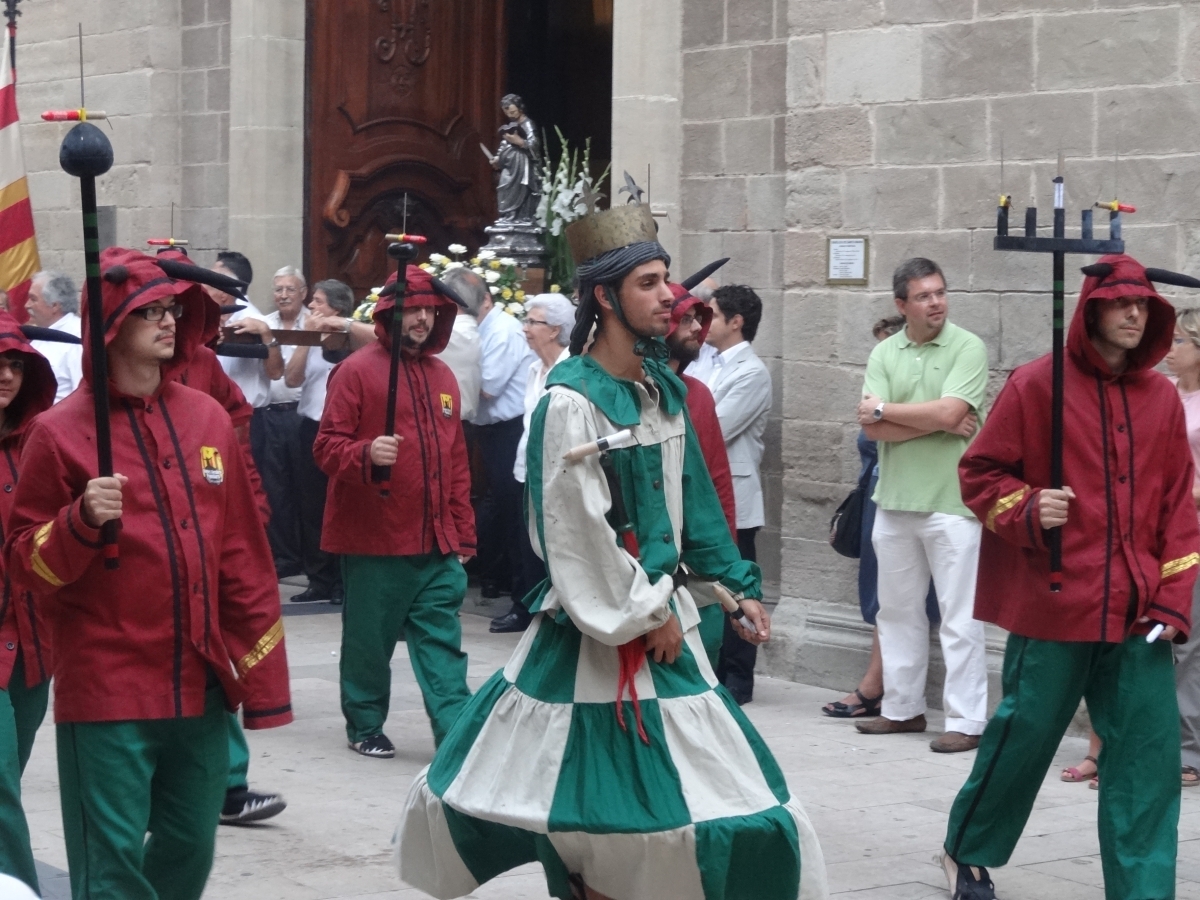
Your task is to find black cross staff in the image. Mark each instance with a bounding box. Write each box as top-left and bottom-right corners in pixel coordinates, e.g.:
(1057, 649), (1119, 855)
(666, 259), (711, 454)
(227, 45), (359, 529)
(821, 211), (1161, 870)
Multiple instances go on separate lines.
(993, 154), (1126, 591)
(371, 240), (422, 494)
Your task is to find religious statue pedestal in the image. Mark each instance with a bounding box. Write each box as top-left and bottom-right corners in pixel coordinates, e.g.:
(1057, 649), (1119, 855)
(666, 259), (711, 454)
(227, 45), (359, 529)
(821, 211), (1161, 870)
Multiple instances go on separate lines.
(481, 221), (547, 271)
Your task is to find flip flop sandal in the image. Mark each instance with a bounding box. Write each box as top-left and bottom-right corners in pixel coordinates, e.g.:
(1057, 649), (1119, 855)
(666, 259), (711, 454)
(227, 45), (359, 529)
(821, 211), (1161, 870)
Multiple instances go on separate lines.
(821, 689), (883, 719)
(1060, 754), (1098, 783)
(1183, 766), (1200, 787)
(1088, 774), (1099, 791)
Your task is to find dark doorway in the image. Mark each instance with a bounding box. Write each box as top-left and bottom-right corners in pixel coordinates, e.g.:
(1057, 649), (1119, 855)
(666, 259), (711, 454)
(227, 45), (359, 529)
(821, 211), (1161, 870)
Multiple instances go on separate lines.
(504, 0), (612, 191)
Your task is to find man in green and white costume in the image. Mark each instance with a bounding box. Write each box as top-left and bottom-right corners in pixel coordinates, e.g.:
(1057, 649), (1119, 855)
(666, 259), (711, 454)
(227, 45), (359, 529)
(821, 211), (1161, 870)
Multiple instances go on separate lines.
(398, 187), (828, 900)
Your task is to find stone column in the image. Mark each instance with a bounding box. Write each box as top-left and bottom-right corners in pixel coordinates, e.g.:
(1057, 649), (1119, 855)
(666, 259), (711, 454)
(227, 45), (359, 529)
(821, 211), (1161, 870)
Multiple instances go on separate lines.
(228, 0), (305, 310)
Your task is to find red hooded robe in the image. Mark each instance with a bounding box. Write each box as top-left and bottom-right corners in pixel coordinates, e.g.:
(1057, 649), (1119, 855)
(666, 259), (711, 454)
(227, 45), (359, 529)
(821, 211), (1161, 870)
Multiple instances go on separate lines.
(0, 317), (56, 689)
(315, 265), (475, 557)
(960, 254), (1199, 643)
(668, 283), (737, 538)
(3, 248), (292, 727)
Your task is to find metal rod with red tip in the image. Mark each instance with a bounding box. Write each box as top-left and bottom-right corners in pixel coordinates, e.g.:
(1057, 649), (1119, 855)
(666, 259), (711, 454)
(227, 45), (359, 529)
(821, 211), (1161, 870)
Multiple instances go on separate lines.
(383, 233), (428, 245)
(146, 238), (189, 247)
(41, 109), (107, 121)
(1094, 200), (1136, 214)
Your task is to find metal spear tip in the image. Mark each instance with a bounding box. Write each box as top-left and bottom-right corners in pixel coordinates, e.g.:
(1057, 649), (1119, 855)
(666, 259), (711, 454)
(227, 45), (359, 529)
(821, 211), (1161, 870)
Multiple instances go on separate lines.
(42, 109), (107, 122)
(58, 121), (113, 178)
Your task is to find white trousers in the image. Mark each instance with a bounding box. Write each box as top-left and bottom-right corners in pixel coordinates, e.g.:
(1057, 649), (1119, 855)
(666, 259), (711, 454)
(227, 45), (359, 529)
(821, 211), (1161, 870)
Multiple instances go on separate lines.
(872, 509), (988, 735)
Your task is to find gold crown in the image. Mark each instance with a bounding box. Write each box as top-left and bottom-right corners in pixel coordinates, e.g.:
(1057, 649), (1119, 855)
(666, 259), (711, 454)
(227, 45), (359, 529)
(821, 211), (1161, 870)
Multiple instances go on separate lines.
(566, 203), (658, 266)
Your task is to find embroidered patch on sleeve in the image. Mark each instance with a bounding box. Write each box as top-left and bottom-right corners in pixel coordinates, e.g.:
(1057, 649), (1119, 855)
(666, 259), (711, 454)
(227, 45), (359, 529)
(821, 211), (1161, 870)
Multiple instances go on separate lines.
(440, 393), (454, 418)
(200, 446), (224, 485)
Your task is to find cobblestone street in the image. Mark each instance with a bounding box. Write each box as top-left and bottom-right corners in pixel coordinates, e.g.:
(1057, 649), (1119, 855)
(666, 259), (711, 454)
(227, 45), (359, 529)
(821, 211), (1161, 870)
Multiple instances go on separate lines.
(14, 587), (1200, 899)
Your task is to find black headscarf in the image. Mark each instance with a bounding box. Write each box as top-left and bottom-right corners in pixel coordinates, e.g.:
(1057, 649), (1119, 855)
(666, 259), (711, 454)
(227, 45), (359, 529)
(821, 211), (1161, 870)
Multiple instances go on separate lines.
(569, 240), (671, 357)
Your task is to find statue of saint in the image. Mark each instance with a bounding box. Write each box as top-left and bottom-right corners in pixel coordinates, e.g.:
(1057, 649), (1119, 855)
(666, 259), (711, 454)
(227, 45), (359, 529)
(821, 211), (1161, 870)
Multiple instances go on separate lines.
(490, 94), (542, 226)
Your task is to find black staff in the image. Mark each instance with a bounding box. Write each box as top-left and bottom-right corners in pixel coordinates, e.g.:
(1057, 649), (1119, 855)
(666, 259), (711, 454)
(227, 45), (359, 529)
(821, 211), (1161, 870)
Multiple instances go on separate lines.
(993, 154), (1126, 592)
(372, 239), (422, 492)
(57, 117), (117, 567)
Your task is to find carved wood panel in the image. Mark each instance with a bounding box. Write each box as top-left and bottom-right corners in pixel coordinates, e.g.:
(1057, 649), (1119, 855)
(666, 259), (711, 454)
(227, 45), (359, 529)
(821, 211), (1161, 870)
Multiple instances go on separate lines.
(306, 0), (505, 296)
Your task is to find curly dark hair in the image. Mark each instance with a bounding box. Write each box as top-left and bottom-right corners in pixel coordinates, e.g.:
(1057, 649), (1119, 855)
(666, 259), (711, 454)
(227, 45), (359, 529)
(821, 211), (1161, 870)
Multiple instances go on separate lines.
(712, 284), (763, 343)
(500, 93), (525, 113)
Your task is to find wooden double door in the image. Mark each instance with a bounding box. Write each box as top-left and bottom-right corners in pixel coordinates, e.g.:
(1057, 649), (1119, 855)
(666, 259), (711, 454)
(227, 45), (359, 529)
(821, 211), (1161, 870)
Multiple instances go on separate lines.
(306, 0), (505, 296)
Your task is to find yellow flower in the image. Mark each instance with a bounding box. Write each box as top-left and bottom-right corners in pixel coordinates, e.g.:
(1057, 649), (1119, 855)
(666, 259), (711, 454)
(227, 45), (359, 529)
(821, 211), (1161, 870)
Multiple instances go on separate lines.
(489, 260), (501, 270)
(550, 284), (560, 293)
(501, 287), (513, 300)
(419, 263), (432, 271)
(515, 290), (526, 301)
(470, 258), (480, 266)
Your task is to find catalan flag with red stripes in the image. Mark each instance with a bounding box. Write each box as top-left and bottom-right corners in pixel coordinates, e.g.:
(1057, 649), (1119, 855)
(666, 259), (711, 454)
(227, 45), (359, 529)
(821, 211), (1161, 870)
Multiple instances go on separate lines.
(0, 28), (39, 323)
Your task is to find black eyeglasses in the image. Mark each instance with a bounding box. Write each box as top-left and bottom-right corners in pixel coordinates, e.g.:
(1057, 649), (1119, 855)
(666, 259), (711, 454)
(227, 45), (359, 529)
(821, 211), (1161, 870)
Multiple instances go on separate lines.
(131, 303), (184, 323)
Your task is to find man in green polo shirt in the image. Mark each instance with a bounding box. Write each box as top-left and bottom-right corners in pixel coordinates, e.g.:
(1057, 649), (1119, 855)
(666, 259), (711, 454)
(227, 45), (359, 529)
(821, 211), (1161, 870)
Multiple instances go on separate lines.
(853, 257), (990, 753)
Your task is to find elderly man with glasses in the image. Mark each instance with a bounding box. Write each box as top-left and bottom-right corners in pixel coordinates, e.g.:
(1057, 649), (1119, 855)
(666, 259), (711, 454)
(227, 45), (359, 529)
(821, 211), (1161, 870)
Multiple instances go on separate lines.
(260, 266), (309, 581)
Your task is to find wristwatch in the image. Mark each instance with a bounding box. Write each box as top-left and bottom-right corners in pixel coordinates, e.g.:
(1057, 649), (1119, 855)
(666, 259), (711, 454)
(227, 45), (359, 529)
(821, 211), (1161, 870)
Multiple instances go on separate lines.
(872, 402), (885, 421)
(267, 339), (281, 349)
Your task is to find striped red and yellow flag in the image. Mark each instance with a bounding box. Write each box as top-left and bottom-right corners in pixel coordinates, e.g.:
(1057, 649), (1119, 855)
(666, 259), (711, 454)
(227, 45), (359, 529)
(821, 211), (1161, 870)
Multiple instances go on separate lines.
(0, 28), (39, 323)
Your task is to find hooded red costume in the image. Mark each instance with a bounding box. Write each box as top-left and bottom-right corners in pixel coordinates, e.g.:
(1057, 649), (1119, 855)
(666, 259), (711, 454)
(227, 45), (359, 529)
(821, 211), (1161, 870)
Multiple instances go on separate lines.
(960, 253), (1199, 642)
(3, 248), (292, 727)
(315, 265), (475, 556)
(0, 318), (56, 691)
(668, 283), (736, 538)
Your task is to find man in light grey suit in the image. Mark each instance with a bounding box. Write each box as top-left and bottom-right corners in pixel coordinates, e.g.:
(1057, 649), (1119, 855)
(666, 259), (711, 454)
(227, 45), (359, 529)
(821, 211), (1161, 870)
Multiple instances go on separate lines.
(705, 284), (772, 704)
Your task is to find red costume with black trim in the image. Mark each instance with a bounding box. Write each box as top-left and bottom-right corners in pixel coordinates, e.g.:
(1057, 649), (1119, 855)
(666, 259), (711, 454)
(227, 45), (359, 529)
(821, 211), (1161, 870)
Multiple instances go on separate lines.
(3, 248), (292, 727)
(668, 284), (736, 538)
(315, 266), (475, 557)
(961, 253), (1198, 641)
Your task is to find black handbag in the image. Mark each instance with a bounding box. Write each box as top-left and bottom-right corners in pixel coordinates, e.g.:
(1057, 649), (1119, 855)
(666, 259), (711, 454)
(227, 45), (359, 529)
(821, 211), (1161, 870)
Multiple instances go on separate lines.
(828, 468), (871, 559)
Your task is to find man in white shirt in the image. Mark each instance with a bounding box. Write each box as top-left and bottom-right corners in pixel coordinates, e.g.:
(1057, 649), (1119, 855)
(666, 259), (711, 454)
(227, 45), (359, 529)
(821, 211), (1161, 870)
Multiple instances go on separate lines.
(436, 285), (482, 424)
(27, 271), (83, 403)
(282, 279), (353, 604)
(705, 284), (773, 705)
(259, 266), (309, 580)
(452, 269), (536, 631)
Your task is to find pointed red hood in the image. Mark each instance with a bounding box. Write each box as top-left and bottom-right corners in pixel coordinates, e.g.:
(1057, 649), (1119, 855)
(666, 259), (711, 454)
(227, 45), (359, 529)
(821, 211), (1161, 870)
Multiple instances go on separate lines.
(667, 282), (712, 343)
(372, 265), (456, 356)
(0, 311), (55, 438)
(1068, 253), (1175, 378)
(80, 247), (210, 389)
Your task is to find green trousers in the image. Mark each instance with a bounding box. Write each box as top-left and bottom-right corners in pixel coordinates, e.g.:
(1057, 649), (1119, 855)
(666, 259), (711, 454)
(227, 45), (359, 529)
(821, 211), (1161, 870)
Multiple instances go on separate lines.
(0, 659), (49, 892)
(57, 688), (229, 900)
(341, 553), (470, 746)
(227, 712), (248, 792)
(945, 634), (1179, 900)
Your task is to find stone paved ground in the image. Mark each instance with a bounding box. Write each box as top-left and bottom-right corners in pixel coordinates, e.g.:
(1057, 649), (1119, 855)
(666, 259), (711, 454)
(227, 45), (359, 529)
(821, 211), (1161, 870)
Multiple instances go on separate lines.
(20, 588), (1200, 899)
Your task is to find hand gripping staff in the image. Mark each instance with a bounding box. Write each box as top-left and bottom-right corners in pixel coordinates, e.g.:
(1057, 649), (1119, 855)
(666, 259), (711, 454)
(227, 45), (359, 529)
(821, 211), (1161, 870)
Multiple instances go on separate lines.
(371, 239), (423, 493)
(56, 114), (119, 567)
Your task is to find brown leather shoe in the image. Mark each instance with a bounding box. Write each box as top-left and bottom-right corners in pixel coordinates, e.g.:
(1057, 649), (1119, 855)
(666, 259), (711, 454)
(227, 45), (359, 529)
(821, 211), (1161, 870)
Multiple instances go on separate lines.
(930, 731), (981, 753)
(855, 713), (926, 735)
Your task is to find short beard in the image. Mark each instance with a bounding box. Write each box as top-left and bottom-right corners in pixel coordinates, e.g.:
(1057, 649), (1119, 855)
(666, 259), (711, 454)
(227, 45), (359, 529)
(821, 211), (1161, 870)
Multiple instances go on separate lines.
(668, 337), (700, 366)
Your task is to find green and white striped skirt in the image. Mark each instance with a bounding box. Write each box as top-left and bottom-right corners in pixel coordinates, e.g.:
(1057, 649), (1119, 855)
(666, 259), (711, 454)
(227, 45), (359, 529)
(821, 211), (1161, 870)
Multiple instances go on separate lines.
(398, 608), (828, 900)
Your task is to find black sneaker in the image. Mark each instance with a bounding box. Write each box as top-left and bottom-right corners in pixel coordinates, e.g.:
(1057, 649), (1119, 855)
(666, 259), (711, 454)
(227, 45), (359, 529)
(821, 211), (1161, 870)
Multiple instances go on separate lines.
(220, 788), (287, 825)
(290, 586), (327, 603)
(349, 733), (395, 758)
(940, 851), (996, 900)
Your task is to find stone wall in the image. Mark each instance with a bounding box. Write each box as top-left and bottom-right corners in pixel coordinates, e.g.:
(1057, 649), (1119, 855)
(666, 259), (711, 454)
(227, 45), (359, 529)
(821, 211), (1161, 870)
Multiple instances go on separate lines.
(766, 0), (1200, 692)
(12, 0), (303, 310)
(15, 0), (232, 276)
(618, 0), (1200, 697)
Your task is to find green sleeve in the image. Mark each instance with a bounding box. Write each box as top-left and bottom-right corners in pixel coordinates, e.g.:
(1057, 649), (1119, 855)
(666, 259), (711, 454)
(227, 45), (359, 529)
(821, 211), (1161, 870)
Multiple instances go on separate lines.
(863, 342), (889, 400)
(679, 414), (762, 599)
(940, 333), (988, 412)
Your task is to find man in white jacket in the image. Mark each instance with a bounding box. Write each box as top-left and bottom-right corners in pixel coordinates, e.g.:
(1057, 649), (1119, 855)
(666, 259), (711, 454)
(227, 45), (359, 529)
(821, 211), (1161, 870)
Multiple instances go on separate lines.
(705, 284), (772, 705)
